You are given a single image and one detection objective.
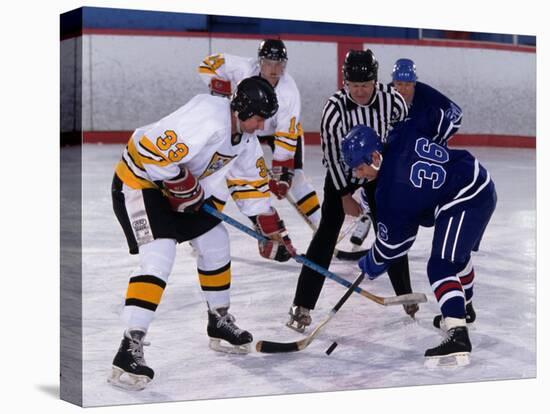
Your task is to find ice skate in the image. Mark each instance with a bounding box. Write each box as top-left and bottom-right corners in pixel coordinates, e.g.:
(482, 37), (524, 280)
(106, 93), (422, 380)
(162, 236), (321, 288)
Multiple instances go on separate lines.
(424, 325), (472, 369)
(349, 214), (372, 251)
(433, 302), (476, 330)
(107, 329), (154, 391)
(286, 305), (312, 333)
(207, 308), (253, 354)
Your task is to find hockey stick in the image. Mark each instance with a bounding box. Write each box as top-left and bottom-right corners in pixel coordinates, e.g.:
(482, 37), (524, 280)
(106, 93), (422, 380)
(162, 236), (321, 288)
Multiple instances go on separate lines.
(284, 192), (368, 258)
(334, 248), (369, 261)
(202, 204), (427, 306)
(256, 272), (365, 353)
(265, 170), (319, 233)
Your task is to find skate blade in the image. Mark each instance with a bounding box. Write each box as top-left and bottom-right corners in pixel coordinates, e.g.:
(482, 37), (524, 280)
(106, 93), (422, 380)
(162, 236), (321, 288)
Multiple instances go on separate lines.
(424, 353), (471, 369)
(107, 366), (151, 391)
(208, 338), (251, 354)
(285, 320), (306, 333)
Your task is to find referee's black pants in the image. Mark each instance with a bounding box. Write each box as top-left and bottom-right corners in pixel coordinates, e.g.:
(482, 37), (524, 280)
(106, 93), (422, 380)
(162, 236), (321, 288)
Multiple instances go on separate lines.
(293, 173), (412, 310)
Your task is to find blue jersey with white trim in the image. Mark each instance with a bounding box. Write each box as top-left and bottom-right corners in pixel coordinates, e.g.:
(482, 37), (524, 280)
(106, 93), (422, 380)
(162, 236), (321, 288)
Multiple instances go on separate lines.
(371, 124), (490, 265)
(392, 81), (462, 146)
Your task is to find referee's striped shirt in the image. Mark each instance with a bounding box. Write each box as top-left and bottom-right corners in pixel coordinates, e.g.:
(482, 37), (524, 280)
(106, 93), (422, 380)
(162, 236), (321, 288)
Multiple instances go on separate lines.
(320, 83), (408, 194)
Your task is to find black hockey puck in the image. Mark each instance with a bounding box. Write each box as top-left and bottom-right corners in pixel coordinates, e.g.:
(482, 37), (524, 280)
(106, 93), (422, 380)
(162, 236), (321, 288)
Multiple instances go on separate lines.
(325, 342), (338, 355)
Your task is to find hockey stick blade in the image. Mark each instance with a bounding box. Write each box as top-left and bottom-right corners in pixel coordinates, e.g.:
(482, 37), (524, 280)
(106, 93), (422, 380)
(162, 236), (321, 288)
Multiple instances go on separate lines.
(361, 291), (427, 306)
(257, 273), (364, 354)
(256, 340), (300, 353)
(256, 323), (321, 353)
(383, 292), (427, 305)
(334, 248), (369, 261)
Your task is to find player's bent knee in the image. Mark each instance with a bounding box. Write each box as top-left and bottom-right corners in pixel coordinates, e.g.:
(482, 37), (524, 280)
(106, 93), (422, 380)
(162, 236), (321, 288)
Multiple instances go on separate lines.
(136, 238), (177, 279)
(427, 257), (465, 284)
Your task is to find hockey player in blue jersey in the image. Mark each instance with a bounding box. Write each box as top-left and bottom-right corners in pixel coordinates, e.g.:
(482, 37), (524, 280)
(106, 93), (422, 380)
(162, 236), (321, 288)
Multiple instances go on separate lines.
(390, 58), (463, 146)
(341, 116), (497, 367)
(350, 58), (463, 271)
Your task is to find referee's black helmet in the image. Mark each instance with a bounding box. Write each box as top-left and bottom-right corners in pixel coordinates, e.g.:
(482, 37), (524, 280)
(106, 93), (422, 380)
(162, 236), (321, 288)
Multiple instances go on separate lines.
(342, 49), (379, 82)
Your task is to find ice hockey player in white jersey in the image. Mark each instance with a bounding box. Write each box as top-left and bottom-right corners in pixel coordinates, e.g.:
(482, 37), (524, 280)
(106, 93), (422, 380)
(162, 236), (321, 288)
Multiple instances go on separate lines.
(108, 76), (297, 390)
(198, 39), (322, 227)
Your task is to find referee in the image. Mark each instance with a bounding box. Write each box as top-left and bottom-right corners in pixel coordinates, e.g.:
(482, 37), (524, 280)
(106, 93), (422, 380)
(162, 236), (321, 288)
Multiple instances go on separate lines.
(287, 49), (414, 332)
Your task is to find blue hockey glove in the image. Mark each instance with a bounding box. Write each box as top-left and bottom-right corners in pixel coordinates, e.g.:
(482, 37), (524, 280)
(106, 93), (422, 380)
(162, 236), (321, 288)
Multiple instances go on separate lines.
(358, 249), (387, 280)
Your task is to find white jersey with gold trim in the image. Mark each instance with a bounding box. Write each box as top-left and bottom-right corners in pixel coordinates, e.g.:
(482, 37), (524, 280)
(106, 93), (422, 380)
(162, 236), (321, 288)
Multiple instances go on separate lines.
(198, 53), (302, 163)
(115, 94), (271, 217)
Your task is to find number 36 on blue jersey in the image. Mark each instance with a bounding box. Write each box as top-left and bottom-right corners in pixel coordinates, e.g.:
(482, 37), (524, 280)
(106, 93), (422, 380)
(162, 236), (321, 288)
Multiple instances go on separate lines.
(409, 138), (449, 189)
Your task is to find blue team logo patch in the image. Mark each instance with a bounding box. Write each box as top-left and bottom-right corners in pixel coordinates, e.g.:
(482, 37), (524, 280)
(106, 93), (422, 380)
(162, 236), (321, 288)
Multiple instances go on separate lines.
(199, 152), (236, 179)
(445, 102), (462, 122)
(377, 222), (389, 242)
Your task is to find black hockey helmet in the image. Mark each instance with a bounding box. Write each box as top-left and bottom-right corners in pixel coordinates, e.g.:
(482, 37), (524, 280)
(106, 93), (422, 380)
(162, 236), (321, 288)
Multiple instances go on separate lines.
(258, 39), (288, 61)
(342, 49), (379, 82)
(231, 76), (279, 121)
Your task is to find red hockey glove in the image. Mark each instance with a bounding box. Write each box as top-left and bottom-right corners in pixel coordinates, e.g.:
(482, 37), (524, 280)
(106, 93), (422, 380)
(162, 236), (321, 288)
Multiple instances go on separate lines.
(163, 166), (204, 212)
(255, 208), (297, 262)
(210, 78), (232, 97)
(269, 159), (294, 200)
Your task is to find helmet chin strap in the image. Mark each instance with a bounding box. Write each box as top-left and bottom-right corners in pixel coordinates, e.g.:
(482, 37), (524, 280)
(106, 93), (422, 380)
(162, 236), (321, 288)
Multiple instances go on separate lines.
(344, 82), (378, 107)
(370, 153), (383, 171)
(234, 112), (242, 134)
(343, 84), (360, 105)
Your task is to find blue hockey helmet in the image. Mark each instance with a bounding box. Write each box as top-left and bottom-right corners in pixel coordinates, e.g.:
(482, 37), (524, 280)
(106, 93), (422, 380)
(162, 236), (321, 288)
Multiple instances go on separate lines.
(341, 125), (383, 168)
(391, 58), (417, 82)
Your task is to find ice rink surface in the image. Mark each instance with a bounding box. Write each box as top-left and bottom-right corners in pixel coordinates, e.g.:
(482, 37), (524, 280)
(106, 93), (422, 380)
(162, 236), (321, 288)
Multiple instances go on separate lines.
(77, 143), (535, 407)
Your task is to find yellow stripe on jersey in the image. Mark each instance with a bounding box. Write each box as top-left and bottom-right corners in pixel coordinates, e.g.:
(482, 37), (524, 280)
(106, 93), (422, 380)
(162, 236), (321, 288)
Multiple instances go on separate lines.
(274, 131), (300, 140)
(297, 122), (304, 136)
(226, 178), (269, 188)
(115, 160), (157, 190)
(138, 136), (172, 167)
(212, 199), (226, 212)
(274, 139), (297, 152)
(231, 190), (270, 200)
(198, 263), (231, 290)
(273, 117), (302, 140)
(198, 66), (217, 75)
(126, 139), (145, 170)
(201, 54), (225, 72)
